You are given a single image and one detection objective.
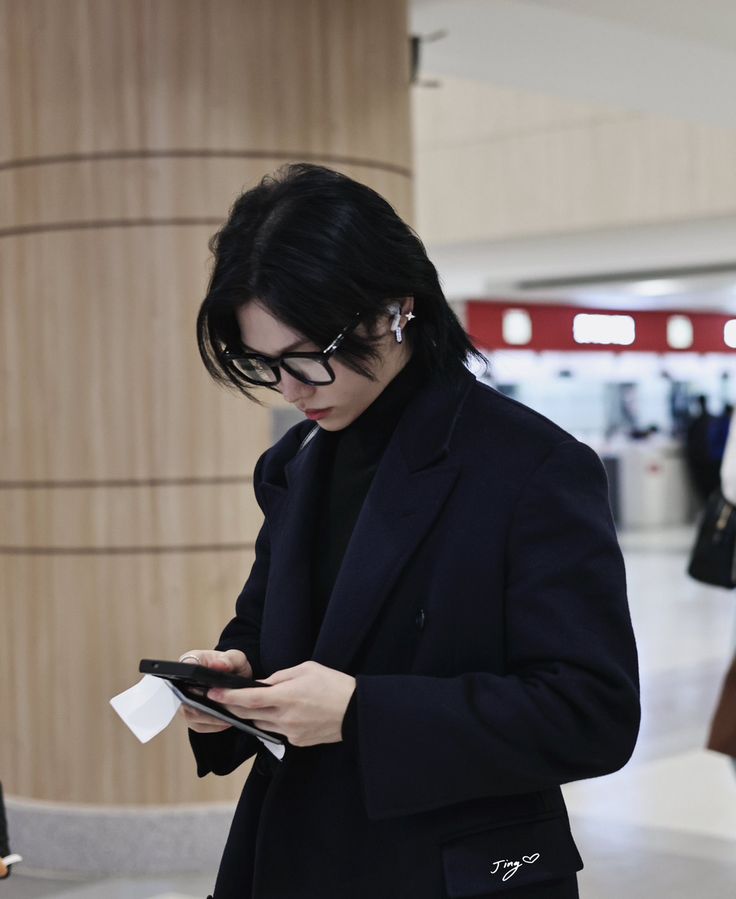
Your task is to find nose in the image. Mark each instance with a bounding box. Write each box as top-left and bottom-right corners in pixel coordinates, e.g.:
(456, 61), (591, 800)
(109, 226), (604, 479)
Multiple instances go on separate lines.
(278, 369), (316, 405)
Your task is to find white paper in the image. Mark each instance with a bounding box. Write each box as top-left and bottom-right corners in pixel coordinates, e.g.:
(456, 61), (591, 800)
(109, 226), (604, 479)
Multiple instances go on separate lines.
(258, 735), (285, 759)
(110, 675), (181, 743)
(110, 675), (285, 760)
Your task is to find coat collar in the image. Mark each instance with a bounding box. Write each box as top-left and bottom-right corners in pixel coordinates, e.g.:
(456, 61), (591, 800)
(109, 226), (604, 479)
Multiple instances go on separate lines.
(258, 364), (476, 673)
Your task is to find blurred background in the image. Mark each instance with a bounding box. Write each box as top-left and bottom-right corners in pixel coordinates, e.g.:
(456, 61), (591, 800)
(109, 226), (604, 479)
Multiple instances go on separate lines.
(1, 1), (736, 896)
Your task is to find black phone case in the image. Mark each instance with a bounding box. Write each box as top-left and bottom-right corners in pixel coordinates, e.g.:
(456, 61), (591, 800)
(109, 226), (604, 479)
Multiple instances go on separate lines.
(168, 683), (286, 746)
(139, 658), (268, 690)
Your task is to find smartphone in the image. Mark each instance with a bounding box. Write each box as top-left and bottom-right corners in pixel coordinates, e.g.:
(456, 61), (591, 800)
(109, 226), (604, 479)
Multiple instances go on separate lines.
(167, 683), (285, 745)
(139, 658), (266, 691)
(139, 659), (285, 746)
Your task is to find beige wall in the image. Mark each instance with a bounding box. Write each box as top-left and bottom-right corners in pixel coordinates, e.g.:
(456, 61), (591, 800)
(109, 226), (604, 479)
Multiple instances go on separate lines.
(413, 74), (736, 244)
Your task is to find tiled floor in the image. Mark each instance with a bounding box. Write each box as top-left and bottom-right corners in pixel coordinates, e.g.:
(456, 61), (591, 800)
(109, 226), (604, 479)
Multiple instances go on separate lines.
(566, 525), (736, 898)
(4, 525), (736, 898)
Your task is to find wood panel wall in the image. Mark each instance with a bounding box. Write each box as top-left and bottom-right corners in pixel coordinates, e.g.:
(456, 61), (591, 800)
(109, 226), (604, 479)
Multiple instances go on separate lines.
(0, 0), (412, 805)
(413, 73), (736, 244)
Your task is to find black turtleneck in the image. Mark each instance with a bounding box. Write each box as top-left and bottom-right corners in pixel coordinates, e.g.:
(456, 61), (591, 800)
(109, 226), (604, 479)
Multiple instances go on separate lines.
(310, 350), (427, 646)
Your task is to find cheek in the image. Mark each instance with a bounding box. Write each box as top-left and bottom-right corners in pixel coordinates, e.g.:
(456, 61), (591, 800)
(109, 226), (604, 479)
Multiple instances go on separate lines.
(330, 362), (373, 399)
(315, 364), (366, 422)
(329, 365), (367, 403)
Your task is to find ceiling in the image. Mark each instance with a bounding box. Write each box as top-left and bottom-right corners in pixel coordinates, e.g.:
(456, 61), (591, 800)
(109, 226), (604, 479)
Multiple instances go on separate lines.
(409, 0), (736, 310)
(410, 0), (736, 128)
(425, 215), (736, 311)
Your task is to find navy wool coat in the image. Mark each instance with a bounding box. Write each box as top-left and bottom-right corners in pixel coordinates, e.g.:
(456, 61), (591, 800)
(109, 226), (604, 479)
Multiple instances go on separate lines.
(190, 363), (641, 899)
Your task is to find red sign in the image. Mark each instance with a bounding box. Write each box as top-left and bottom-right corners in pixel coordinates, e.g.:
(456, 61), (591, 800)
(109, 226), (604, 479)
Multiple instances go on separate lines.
(466, 301), (736, 353)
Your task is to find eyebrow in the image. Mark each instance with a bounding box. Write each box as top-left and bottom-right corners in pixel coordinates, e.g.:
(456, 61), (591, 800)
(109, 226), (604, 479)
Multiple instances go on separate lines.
(240, 337), (313, 355)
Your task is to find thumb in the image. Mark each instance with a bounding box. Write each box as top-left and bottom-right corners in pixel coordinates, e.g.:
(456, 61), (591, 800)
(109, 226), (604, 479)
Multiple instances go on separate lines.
(222, 649), (252, 677)
(211, 650), (239, 671)
(189, 649), (233, 671)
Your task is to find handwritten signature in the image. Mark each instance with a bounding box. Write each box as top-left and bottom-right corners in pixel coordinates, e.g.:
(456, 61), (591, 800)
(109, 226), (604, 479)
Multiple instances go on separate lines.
(490, 852), (540, 881)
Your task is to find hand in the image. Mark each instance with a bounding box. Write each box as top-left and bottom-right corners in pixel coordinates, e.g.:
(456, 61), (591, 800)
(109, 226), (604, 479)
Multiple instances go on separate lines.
(177, 648), (253, 734)
(207, 660), (356, 747)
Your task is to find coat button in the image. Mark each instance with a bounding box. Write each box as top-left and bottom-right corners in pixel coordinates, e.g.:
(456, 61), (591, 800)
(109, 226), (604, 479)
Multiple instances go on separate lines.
(415, 608), (426, 630)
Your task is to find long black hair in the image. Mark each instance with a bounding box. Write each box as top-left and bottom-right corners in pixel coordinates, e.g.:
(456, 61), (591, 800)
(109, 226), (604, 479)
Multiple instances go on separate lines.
(196, 162), (487, 404)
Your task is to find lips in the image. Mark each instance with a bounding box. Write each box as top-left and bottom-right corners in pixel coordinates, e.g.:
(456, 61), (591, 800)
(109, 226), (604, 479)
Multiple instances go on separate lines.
(303, 407), (333, 420)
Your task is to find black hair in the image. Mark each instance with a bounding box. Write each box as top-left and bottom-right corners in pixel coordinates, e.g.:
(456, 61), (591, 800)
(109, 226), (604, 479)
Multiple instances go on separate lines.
(196, 162), (488, 405)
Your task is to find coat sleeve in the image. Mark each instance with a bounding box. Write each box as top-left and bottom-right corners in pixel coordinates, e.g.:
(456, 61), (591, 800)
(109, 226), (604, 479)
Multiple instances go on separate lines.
(340, 439), (641, 820)
(188, 450), (271, 777)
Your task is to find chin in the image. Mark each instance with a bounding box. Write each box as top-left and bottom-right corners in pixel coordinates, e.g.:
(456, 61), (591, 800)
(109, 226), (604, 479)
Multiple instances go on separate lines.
(319, 410), (352, 431)
(316, 417), (339, 431)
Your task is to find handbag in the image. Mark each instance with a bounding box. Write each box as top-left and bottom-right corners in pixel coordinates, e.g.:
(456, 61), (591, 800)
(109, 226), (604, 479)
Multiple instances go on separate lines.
(687, 489), (736, 588)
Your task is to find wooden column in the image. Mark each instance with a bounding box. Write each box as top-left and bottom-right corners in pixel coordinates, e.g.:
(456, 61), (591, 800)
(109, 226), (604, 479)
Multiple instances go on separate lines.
(0, 0), (412, 808)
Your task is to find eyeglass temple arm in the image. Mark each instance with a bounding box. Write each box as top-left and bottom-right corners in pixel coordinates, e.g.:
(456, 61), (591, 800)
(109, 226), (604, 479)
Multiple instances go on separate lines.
(322, 311), (361, 355)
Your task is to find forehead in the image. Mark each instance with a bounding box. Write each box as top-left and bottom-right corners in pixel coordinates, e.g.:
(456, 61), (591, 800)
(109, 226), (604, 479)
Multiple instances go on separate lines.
(235, 302), (312, 353)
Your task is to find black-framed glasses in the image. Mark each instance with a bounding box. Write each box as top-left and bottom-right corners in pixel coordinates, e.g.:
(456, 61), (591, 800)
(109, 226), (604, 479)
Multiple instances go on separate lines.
(223, 312), (362, 387)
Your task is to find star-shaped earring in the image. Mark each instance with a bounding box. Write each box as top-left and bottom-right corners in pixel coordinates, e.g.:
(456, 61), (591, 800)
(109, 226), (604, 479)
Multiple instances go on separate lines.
(405, 311), (415, 321)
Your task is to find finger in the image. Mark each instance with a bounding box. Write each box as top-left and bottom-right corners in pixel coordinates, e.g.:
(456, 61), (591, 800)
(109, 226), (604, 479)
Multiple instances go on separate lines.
(261, 663), (309, 685)
(202, 649), (252, 674)
(180, 716), (232, 733)
(207, 685), (277, 709)
(178, 649), (228, 670)
(216, 700), (279, 721)
(222, 649), (247, 668)
(198, 650), (234, 671)
(180, 705), (229, 727)
(179, 709), (208, 727)
(179, 649), (237, 672)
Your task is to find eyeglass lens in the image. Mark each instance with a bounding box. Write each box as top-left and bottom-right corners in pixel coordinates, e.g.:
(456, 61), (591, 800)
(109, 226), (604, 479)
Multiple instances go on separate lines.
(230, 355), (333, 385)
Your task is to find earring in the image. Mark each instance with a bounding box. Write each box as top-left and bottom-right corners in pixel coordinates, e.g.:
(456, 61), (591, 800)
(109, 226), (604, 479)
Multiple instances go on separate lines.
(391, 309), (403, 343)
(391, 306), (416, 343)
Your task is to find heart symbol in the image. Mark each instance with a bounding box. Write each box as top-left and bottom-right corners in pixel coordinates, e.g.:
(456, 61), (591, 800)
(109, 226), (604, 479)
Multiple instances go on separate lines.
(522, 853), (540, 864)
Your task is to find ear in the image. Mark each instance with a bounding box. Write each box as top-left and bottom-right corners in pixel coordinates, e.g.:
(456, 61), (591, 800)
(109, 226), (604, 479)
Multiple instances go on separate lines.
(401, 296), (414, 316)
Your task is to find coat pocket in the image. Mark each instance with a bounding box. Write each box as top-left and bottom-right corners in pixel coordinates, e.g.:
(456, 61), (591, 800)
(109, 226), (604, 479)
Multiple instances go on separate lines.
(440, 811), (583, 897)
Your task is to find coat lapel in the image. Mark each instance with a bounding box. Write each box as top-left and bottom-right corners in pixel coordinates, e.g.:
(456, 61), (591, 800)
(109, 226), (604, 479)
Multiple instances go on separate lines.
(311, 443), (461, 671)
(258, 429), (328, 672)
(258, 365), (476, 675)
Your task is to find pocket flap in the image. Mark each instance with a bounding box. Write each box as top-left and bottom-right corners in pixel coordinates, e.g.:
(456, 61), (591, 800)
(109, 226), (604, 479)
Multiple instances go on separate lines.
(441, 812), (583, 897)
